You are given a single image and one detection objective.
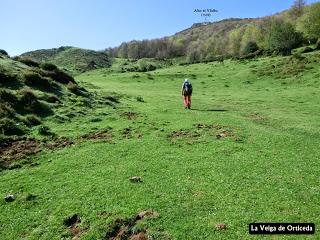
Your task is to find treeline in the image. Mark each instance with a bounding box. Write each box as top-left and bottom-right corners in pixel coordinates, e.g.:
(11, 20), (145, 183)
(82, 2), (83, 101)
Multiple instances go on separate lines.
(107, 1), (320, 62)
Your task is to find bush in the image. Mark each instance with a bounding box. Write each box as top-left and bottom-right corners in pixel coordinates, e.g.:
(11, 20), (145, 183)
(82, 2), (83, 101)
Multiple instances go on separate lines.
(18, 89), (38, 105)
(0, 117), (26, 136)
(0, 103), (15, 118)
(44, 69), (75, 84)
(67, 82), (79, 93)
(145, 64), (156, 72)
(33, 101), (53, 116)
(0, 49), (8, 56)
(40, 62), (58, 71)
(23, 71), (52, 89)
(38, 125), (53, 135)
(300, 47), (314, 53)
(18, 58), (40, 67)
(292, 52), (306, 61)
(136, 96), (145, 102)
(243, 41), (259, 55)
(316, 39), (320, 50)
(267, 19), (303, 55)
(0, 89), (19, 106)
(23, 114), (41, 127)
(213, 55), (224, 62)
(42, 94), (61, 103)
(0, 71), (18, 86)
(18, 89), (53, 116)
(297, 2), (320, 40)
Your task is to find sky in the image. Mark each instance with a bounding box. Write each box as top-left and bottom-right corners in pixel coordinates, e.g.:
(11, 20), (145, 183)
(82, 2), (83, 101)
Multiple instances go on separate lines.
(1, 0), (319, 56)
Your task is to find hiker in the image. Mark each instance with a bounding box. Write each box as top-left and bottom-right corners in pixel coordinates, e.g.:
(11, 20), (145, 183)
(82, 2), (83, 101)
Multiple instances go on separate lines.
(181, 79), (192, 109)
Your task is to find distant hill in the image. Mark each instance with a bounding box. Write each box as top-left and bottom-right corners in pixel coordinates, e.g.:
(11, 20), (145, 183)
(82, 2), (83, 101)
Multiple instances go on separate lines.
(21, 47), (111, 75)
(109, 2), (320, 61)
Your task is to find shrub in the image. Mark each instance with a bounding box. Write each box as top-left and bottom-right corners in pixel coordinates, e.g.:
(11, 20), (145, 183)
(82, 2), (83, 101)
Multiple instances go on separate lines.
(18, 89), (53, 116)
(40, 62), (58, 71)
(0, 72), (18, 86)
(0, 117), (26, 136)
(292, 52), (306, 61)
(243, 41), (259, 55)
(18, 89), (38, 105)
(137, 60), (157, 72)
(42, 94), (61, 103)
(23, 114), (41, 127)
(297, 2), (320, 40)
(213, 55), (224, 62)
(38, 125), (53, 135)
(0, 103), (15, 118)
(136, 96), (145, 102)
(34, 101), (53, 116)
(67, 82), (79, 93)
(18, 58), (39, 67)
(267, 19), (303, 55)
(300, 46), (314, 53)
(23, 71), (52, 89)
(0, 49), (8, 56)
(316, 39), (320, 50)
(44, 69), (75, 84)
(0, 89), (19, 106)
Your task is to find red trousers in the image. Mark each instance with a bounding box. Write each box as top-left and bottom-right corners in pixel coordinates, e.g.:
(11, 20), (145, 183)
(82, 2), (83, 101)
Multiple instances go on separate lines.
(183, 95), (191, 108)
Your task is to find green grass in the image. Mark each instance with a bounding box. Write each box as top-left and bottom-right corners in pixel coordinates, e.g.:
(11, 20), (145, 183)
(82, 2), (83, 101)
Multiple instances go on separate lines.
(0, 53), (319, 239)
(20, 47), (111, 75)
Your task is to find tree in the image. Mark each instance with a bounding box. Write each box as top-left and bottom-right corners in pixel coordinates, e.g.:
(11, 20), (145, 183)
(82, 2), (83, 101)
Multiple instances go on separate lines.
(316, 38), (320, 50)
(243, 41), (259, 55)
(267, 18), (303, 55)
(118, 42), (129, 58)
(297, 2), (320, 40)
(186, 41), (201, 63)
(228, 28), (243, 56)
(240, 24), (265, 52)
(289, 0), (306, 18)
(127, 41), (140, 59)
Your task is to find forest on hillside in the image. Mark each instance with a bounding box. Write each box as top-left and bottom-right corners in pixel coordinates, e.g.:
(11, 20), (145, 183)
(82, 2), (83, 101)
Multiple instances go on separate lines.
(107, 1), (320, 62)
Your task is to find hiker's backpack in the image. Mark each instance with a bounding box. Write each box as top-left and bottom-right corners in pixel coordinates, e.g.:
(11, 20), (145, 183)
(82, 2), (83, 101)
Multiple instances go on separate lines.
(183, 81), (192, 95)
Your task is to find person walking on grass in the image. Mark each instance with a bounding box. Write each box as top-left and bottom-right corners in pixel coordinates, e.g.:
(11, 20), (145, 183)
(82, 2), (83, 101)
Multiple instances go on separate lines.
(181, 79), (192, 109)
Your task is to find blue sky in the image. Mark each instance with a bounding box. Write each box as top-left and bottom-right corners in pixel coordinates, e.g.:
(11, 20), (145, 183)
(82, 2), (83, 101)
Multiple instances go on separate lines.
(1, 0), (319, 55)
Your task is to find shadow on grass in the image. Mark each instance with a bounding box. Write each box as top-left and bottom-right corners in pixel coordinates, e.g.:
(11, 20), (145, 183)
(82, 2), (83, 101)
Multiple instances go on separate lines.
(191, 108), (228, 112)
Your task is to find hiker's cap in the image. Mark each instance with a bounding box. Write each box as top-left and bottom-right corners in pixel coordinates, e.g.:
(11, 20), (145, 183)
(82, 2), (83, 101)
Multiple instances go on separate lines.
(184, 79), (188, 82)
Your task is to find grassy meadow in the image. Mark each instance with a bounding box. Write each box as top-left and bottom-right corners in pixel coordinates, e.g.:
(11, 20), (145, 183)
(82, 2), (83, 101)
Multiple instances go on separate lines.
(0, 52), (319, 239)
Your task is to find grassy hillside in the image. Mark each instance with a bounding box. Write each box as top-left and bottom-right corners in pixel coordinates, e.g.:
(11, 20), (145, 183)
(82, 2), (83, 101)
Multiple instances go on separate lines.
(20, 47), (111, 75)
(110, 2), (320, 62)
(0, 52), (117, 170)
(0, 49), (319, 239)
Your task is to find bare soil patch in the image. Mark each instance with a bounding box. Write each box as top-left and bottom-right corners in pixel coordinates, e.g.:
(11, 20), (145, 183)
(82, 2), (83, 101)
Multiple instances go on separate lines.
(0, 137), (73, 170)
(80, 128), (113, 141)
(105, 210), (160, 240)
(63, 214), (83, 240)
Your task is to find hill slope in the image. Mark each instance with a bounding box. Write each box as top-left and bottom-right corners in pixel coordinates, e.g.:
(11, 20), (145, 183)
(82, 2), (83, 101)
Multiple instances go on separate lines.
(21, 47), (111, 75)
(0, 49), (319, 238)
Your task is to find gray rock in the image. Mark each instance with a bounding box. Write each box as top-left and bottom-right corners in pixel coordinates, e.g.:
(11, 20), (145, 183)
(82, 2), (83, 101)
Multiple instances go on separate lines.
(130, 176), (142, 183)
(4, 194), (15, 202)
